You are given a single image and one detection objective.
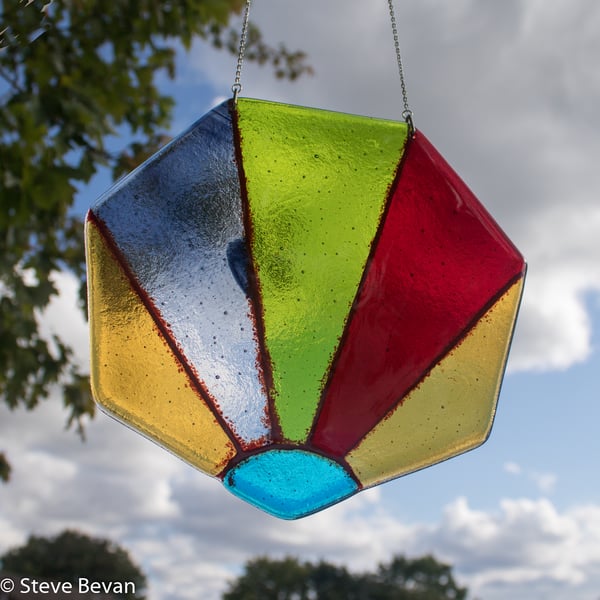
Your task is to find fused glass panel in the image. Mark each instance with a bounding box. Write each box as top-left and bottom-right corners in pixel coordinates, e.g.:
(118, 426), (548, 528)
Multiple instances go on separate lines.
(86, 98), (525, 520)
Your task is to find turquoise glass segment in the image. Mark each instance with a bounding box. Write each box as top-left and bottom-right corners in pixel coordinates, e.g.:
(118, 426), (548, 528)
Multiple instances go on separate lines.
(223, 449), (358, 519)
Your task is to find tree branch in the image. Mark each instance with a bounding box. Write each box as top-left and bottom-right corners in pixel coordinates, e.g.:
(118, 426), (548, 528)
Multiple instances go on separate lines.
(0, 63), (25, 93)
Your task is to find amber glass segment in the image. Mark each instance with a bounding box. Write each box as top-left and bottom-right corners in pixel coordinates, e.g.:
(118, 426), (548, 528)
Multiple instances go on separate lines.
(235, 98), (409, 442)
(86, 218), (236, 475)
(346, 278), (524, 487)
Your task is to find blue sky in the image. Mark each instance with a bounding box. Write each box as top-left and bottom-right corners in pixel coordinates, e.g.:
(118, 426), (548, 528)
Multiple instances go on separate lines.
(2, 1), (600, 599)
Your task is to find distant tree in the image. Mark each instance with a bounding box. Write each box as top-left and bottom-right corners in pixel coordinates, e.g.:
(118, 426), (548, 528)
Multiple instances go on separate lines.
(0, 529), (147, 599)
(373, 555), (468, 600)
(223, 554), (468, 600)
(223, 556), (311, 600)
(0, 451), (10, 482)
(0, 0), (311, 480)
(306, 561), (359, 600)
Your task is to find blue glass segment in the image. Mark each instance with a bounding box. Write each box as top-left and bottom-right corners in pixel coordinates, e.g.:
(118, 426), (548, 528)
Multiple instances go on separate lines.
(92, 101), (269, 448)
(223, 449), (358, 519)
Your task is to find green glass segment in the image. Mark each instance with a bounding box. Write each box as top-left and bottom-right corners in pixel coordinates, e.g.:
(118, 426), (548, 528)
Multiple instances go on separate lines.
(235, 98), (409, 442)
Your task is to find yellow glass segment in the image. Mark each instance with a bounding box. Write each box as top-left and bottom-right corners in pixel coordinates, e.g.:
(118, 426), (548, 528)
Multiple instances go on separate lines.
(346, 278), (524, 487)
(86, 219), (236, 475)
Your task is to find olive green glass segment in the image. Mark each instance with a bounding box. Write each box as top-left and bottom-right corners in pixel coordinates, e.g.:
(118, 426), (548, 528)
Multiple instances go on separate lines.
(235, 98), (409, 442)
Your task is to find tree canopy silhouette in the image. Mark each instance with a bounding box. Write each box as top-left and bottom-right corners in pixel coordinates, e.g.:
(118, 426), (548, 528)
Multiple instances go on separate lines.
(0, 0), (311, 482)
(223, 554), (468, 600)
(1, 529), (147, 599)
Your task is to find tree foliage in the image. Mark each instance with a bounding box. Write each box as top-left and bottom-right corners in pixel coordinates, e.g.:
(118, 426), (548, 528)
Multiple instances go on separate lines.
(0, 0), (311, 479)
(223, 554), (468, 600)
(0, 529), (147, 599)
(0, 450), (10, 481)
(373, 555), (468, 600)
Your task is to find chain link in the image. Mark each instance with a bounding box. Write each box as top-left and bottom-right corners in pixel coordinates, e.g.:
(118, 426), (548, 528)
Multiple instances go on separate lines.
(232, 0), (414, 131)
(231, 0), (252, 103)
(388, 0), (414, 132)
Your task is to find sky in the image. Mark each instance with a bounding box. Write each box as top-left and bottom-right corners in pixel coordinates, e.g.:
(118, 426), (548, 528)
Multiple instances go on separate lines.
(2, 1), (600, 599)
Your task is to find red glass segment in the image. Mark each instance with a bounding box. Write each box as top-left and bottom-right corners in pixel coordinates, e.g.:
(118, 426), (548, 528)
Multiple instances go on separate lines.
(310, 132), (525, 457)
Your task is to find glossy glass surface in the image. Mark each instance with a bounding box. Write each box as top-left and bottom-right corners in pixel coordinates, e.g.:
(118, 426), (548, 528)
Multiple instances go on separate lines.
(86, 98), (525, 519)
(91, 102), (269, 449)
(346, 278), (524, 486)
(86, 218), (236, 474)
(224, 449), (357, 519)
(310, 132), (525, 456)
(236, 98), (409, 442)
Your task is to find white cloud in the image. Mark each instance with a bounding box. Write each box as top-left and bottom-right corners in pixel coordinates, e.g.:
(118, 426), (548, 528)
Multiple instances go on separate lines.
(531, 472), (558, 495)
(425, 497), (600, 599)
(503, 462), (558, 495)
(504, 461), (522, 476)
(36, 270), (89, 373)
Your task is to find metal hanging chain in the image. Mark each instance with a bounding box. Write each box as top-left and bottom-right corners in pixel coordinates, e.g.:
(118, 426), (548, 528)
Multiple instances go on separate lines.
(388, 0), (414, 132)
(232, 0), (414, 131)
(232, 0), (252, 103)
